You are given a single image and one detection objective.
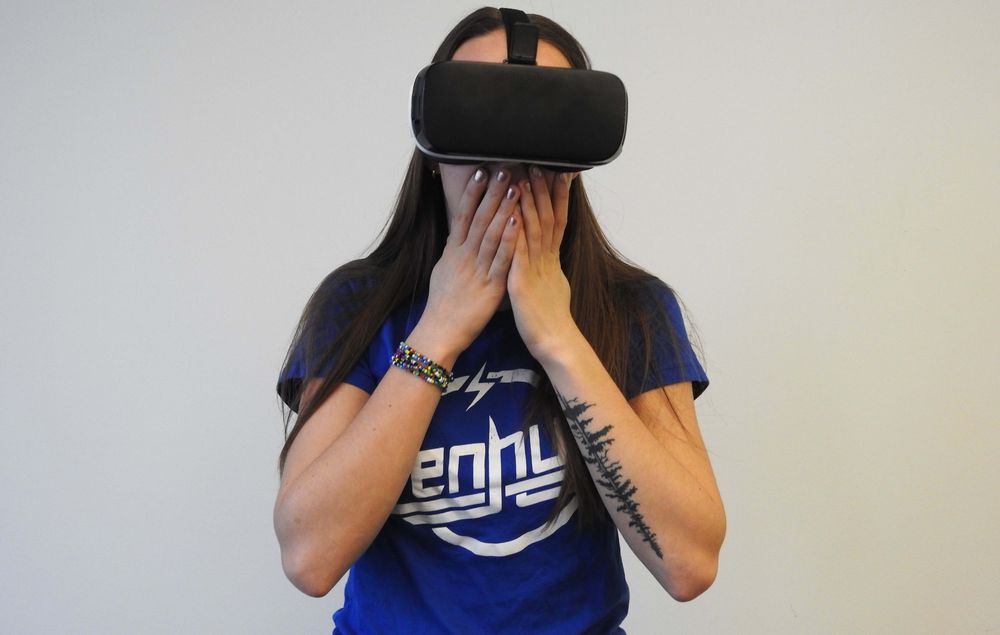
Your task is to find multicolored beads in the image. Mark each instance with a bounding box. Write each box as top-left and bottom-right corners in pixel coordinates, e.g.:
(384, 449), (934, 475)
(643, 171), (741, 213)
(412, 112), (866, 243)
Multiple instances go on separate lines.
(390, 342), (454, 391)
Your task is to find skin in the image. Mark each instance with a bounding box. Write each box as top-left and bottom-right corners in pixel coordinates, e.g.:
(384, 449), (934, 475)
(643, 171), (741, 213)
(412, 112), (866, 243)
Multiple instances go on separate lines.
(274, 28), (726, 604)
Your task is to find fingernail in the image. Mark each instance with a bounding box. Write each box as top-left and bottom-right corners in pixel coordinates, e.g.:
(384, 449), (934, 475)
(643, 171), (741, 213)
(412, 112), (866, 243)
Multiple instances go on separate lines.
(496, 169), (507, 182)
(506, 186), (515, 200)
(508, 215), (517, 226)
(530, 166), (542, 178)
(559, 172), (569, 183)
(474, 169), (486, 183)
(522, 179), (531, 193)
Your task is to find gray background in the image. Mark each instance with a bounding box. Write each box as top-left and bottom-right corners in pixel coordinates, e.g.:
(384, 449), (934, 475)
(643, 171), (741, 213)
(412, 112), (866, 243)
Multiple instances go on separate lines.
(2, 1), (998, 633)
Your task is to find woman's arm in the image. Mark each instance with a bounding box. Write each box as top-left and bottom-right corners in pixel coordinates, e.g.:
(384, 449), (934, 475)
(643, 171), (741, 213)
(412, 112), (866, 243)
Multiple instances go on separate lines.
(507, 167), (726, 601)
(275, 358), (447, 597)
(543, 342), (726, 601)
(274, 167), (522, 596)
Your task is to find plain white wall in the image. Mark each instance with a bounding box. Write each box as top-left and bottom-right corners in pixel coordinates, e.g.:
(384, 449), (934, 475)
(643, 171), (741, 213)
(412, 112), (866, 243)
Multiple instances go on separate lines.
(2, 1), (997, 633)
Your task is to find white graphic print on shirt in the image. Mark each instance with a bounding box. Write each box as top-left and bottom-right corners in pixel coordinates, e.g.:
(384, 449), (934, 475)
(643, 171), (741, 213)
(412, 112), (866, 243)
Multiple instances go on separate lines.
(392, 364), (578, 557)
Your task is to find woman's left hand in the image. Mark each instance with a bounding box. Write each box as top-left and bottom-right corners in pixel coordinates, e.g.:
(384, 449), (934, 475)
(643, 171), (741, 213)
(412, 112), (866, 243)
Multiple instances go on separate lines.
(507, 166), (578, 365)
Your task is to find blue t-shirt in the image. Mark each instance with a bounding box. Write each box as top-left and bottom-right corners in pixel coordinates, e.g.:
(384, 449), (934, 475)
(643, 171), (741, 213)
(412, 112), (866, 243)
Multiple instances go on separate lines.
(277, 281), (709, 634)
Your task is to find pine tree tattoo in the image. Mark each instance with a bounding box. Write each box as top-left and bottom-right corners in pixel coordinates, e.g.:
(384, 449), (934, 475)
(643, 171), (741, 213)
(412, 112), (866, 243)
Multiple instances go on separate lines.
(558, 393), (664, 559)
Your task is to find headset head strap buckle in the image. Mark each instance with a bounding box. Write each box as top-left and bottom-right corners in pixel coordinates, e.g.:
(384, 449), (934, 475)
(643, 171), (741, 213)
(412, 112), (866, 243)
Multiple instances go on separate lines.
(499, 8), (538, 65)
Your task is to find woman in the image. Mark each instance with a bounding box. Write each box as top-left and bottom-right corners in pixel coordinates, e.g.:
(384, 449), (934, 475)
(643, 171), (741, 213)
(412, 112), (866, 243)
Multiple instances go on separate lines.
(274, 7), (726, 633)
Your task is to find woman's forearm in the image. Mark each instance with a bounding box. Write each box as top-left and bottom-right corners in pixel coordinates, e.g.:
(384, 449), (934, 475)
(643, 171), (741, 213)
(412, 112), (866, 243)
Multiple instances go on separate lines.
(536, 328), (727, 601)
(273, 324), (460, 597)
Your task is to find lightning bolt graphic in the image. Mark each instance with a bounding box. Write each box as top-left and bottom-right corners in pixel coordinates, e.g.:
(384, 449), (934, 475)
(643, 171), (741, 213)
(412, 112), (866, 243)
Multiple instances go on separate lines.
(464, 364), (494, 410)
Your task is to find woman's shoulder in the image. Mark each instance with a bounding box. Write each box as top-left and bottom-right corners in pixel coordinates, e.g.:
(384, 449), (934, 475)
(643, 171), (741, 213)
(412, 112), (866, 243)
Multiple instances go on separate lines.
(615, 271), (708, 398)
(304, 260), (384, 319)
(612, 268), (695, 355)
(314, 259), (382, 300)
(610, 267), (678, 311)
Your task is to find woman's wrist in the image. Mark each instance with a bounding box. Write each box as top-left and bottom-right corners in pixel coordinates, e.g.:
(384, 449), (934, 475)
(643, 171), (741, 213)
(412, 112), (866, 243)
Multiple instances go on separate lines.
(528, 323), (590, 373)
(405, 318), (465, 372)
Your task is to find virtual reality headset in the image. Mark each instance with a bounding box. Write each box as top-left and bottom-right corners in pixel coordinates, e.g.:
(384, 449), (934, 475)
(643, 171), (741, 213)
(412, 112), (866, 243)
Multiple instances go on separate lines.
(410, 8), (628, 172)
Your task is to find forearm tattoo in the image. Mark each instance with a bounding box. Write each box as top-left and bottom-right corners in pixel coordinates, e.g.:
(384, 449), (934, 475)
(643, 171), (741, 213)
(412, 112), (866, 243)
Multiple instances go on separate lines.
(557, 393), (664, 559)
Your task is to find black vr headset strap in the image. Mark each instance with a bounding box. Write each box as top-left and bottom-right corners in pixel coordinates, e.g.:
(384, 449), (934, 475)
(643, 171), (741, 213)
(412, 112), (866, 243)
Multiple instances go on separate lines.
(499, 8), (538, 65)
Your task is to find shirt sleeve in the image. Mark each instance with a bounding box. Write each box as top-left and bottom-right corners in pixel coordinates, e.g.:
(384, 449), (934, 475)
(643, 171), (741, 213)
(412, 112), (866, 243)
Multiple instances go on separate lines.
(275, 277), (379, 412)
(624, 281), (709, 400)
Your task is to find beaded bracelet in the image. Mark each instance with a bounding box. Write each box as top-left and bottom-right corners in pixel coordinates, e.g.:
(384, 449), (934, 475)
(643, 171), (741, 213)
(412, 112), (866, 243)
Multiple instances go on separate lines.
(390, 342), (454, 391)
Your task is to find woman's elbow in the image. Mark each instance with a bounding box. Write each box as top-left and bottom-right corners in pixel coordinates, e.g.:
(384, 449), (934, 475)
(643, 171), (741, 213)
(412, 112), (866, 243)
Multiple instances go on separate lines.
(665, 556), (718, 602)
(655, 542), (721, 602)
(667, 509), (726, 601)
(280, 543), (345, 598)
(274, 499), (347, 597)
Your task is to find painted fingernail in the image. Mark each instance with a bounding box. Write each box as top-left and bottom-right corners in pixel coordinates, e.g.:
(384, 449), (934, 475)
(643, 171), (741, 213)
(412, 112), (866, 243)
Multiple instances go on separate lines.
(531, 165), (542, 178)
(522, 179), (531, 193)
(496, 169), (508, 182)
(506, 186), (516, 200)
(474, 169), (486, 183)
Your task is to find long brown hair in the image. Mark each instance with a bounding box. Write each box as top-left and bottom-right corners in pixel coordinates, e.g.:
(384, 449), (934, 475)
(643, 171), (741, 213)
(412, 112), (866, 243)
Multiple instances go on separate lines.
(277, 7), (696, 527)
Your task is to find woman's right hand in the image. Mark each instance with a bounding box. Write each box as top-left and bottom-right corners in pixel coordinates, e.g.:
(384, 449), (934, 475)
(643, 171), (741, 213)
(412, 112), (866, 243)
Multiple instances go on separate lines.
(409, 166), (522, 366)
